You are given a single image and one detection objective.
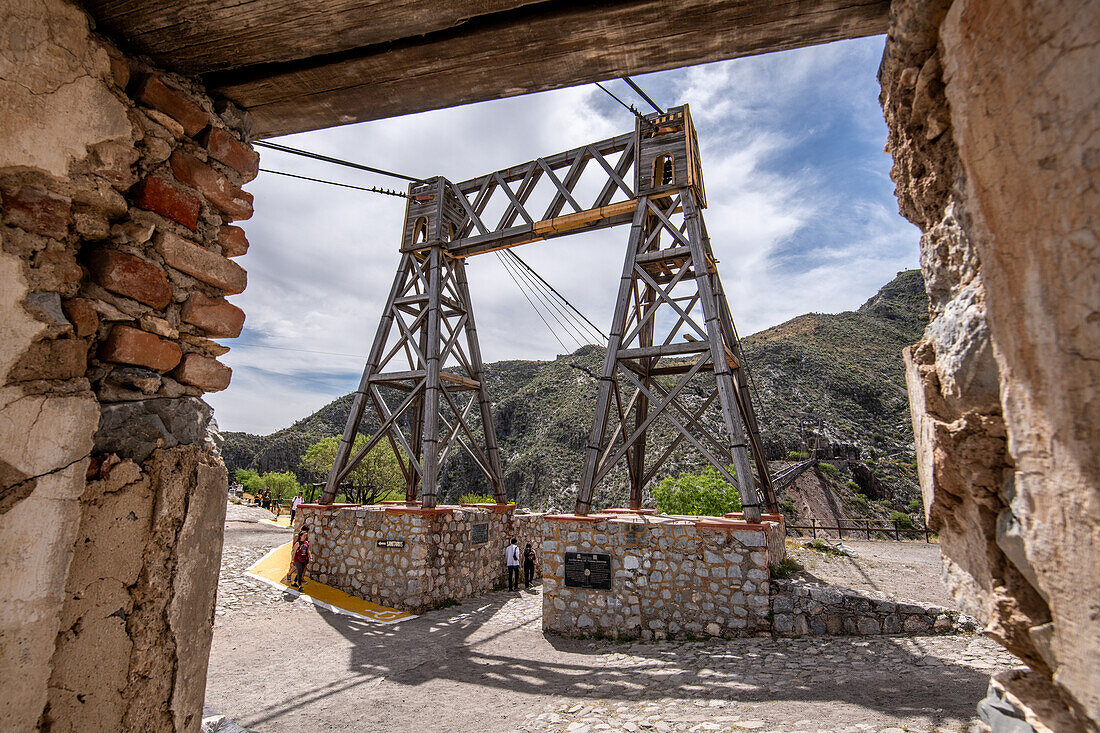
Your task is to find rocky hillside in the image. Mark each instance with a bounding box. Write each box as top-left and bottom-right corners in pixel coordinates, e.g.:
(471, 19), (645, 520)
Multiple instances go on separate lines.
(222, 270), (928, 512)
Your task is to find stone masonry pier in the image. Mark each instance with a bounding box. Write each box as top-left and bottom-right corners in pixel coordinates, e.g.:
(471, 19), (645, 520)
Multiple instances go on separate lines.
(541, 511), (786, 640)
(295, 502), (544, 614)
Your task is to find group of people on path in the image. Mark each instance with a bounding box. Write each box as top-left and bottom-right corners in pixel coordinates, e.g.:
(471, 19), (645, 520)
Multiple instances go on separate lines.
(255, 491), (305, 521)
(505, 538), (538, 591)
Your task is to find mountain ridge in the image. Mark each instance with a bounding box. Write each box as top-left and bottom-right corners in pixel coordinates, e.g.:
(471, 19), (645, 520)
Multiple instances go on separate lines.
(221, 269), (927, 512)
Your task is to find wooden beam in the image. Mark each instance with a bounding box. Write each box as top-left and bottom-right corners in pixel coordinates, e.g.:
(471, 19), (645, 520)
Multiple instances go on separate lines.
(80, 1), (542, 75)
(197, 0), (888, 137)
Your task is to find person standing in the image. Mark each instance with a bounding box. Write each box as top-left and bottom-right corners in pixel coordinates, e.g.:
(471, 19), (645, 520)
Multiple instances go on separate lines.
(523, 542), (537, 589)
(291, 526), (310, 589)
(505, 538), (521, 591)
(291, 492), (303, 523)
(273, 494), (282, 517)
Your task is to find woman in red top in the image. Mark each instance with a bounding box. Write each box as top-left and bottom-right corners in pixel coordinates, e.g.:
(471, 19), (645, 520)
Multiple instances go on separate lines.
(291, 526), (310, 589)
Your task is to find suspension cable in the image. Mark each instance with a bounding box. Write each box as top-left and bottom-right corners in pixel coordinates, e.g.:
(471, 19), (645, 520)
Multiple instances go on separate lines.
(504, 250), (593, 348)
(504, 250), (608, 341)
(254, 140), (425, 183)
(621, 76), (664, 114)
(594, 82), (654, 130)
(495, 251), (572, 353)
(258, 168), (411, 199)
(500, 251), (584, 350)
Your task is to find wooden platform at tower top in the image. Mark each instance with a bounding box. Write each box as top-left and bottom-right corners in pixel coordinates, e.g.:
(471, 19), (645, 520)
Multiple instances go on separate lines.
(322, 104), (778, 521)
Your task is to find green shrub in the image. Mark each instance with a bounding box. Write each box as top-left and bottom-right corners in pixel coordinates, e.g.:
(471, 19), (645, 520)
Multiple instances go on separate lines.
(889, 511), (914, 529)
(779, 498), (796, 516)
(849, 494), (868, 509)
(770, 557), (804, 579)
(260, 471), (300, 501)
(460, 493), (495, 505)
(846, 480), (860, 490)
(818, 461), (838, 475)
(654, 467), (741, 516)
(907, 499), (923, 514)
(300, 435), (402, 504)
(806, 539), (846, 557)
(787, 450), (809, 460)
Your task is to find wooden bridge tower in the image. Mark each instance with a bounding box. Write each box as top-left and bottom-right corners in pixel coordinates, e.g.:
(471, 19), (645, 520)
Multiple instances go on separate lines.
(322, 105), (776, 519)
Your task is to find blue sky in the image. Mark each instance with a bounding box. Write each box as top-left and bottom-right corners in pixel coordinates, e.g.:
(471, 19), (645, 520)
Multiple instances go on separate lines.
(208, 36), (920, 435)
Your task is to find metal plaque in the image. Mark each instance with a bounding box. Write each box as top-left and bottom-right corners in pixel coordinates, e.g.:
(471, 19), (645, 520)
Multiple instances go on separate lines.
(376, 539), (405, 548)
(564, 552), (612, 590)
(471, 523), (489, 545)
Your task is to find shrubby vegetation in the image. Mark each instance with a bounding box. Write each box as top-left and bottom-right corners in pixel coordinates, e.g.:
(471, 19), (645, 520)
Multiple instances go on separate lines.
(770, 557), (804, 579)
(234, 467), (300, 500)
(299, 435), (403, 505)
(889, 511), (914, 529)
(817, 461), (838, 475)
(654, 467), (742, 516)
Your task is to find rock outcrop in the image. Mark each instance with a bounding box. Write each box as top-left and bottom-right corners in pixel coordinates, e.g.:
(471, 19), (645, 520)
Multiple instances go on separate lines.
(882, 0), (1099, 728)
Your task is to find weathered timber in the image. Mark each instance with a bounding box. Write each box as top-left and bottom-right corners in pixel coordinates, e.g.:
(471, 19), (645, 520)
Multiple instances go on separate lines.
(148, 0), (889, 137)
(326, 105), (774, 514)
(80, 1), (540, 74)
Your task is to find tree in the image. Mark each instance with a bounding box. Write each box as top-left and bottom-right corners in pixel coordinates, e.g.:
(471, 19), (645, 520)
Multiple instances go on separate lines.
(234, 468), (264, 497)
(300, 435), (403, 505)
(654, 467), (743, 516)
(260, 471), (300, 501)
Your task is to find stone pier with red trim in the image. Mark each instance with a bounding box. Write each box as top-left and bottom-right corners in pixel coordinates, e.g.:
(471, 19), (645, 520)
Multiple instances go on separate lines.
(294, 503), (544, 614)
(541, 511), (786, 640)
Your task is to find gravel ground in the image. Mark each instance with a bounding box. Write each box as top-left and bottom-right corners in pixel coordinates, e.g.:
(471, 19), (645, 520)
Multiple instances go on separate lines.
(207, 513), (1019, 733)
(787, 540), (956, 609)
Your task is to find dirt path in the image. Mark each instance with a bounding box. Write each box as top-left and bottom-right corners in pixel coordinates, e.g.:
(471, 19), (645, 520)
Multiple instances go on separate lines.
(787, 540), (956, 609)
(206, 519), (1018, 733)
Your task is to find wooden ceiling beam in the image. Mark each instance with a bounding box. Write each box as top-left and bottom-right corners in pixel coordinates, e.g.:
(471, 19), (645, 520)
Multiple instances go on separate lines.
(80, 0), (543, 75)
(81, 0), (888, 138)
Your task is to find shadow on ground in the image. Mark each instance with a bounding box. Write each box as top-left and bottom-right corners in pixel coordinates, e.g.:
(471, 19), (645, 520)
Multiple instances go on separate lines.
(233, 586), (993, 730)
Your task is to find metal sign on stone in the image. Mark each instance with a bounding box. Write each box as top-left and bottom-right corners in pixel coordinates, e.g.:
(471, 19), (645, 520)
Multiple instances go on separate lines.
(564, 552), (613, 590)
(471, 523), (489, 545)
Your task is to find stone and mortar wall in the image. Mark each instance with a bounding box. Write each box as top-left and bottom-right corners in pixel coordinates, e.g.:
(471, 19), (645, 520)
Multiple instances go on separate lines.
(296, 505), (546, 613)
(770, 580), (976, 638)
(0, 1), (254, 730)
(881, 0), (1098, 729)
(541, 514), (785, 640)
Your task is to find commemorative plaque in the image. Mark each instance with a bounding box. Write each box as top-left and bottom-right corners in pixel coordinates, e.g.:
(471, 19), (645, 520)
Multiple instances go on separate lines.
(471, 523), (489, 545)
(564, 552), (612, 590)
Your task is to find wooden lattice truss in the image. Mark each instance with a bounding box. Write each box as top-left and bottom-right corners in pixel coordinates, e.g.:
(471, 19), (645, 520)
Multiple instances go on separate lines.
(322, 105), (778, 520)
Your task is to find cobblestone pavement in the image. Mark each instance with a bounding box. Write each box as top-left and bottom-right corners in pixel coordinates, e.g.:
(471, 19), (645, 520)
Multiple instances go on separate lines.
(209, 518), (1020, 733)
(214, 522), (311, 618)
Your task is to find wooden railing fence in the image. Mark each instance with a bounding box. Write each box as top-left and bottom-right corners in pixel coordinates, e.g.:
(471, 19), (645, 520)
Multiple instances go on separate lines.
(786, 518), (934, 543)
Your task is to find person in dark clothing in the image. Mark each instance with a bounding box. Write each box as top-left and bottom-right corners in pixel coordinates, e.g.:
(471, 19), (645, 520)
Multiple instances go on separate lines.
(523, 542), (537, 589)
(291, 526), (310, 589)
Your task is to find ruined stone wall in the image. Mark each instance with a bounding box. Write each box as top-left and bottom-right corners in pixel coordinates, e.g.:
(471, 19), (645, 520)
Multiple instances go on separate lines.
(541, 514), (784, 640)
(296, 505), (545, 613)
(882, 0), (1098, 728)
(0, 1), (254, 729)
(770, 579), (974, 637)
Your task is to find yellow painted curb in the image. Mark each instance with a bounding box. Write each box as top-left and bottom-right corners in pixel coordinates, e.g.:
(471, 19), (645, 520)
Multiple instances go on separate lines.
(258, 516), (291, 528)
(245, 543), (415, 625)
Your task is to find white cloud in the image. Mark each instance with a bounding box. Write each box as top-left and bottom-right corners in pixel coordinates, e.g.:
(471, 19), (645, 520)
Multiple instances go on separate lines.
(206, 35), (920, 434)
